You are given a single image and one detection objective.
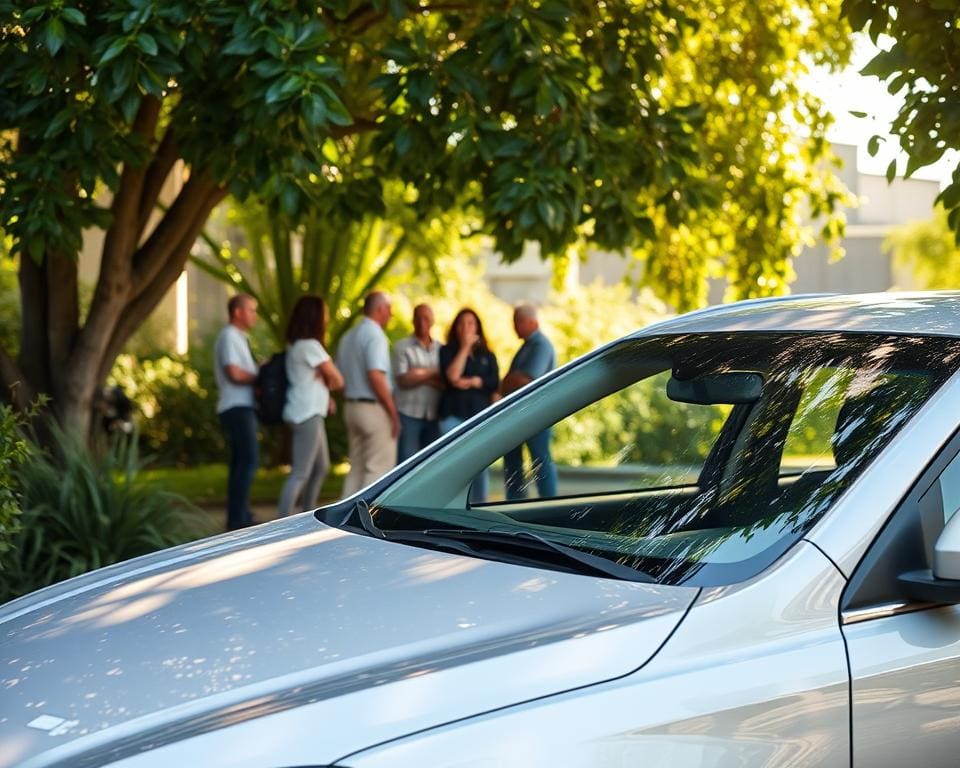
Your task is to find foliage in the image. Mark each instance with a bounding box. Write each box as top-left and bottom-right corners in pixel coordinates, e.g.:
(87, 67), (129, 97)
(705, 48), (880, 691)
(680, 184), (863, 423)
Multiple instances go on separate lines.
(841, 0), (960, 243)
(0, 431), (199, 603)
(0, 238), (17, 359)
(108, 352), (226, 466)
(633, 0), (854, 310)
(1, 0), (857, 437)
(0, 401), (32, 570)
(883, 206), (960, 290)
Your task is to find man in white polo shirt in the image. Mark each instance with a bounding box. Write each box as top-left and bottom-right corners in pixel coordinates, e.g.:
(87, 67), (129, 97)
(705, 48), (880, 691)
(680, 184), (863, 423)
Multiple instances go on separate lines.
(213, 294), (259, 530)
(393, 303), (442, 463)
(336, 291), (400, 497)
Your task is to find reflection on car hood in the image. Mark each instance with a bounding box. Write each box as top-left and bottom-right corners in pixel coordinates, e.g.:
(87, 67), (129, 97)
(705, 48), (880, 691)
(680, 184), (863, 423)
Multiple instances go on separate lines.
(0, 516), (697, 768)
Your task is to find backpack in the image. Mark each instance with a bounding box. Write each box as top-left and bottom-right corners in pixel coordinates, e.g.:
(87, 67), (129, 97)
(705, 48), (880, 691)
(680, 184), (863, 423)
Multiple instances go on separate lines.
(255, 351), (288, 425)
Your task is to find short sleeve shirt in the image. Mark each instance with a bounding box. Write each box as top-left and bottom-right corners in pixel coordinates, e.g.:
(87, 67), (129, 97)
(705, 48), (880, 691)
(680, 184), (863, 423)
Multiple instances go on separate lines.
(214, 324), (256, 413)
(392, 336), (441, 420)
(336, 317), (392, 400)
(508, 330), (556, 380)
(283, 339), (331, 424)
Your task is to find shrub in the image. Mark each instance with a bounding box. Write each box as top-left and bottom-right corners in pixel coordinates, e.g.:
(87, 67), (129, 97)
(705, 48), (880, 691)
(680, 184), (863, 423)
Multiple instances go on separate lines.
(0, 402), (31, 571)
(109, 352), (226, 467)
(0, 431), (201, 603)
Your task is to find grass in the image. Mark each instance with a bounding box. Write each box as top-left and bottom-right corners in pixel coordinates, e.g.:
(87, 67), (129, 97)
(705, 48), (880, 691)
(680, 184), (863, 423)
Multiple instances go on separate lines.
(137, 462), (347, 507)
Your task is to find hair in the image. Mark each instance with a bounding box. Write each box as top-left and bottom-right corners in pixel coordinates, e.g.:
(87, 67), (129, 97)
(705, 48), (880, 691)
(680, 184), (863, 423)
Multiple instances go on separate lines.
(227, 294), (253, 318)
(514, 303), (538, 321)
(363, 291), (389, 316)
(286, 295), (328, 345)
(446, 307), (490, 355)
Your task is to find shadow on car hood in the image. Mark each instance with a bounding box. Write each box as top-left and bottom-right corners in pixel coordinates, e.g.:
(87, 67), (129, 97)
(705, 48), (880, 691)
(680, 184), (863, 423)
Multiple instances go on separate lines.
(0, 515), (697, 768)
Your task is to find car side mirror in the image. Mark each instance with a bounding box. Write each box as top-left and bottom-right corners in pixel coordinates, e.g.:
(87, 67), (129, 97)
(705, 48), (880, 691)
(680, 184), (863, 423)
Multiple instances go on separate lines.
(898, 507), (960, 604)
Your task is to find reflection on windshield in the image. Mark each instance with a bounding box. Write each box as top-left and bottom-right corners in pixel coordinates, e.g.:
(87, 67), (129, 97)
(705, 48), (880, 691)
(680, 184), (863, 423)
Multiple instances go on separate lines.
(375, 333), (960, 587)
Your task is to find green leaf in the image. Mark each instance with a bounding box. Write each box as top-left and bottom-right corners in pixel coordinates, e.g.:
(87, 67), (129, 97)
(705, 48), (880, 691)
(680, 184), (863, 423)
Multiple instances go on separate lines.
(223, 35), (260, 57)
(61, 8), (86, 26)
(867, 135), (883, 157)
(265, 75), (303, 104)
(99, 37), (129, 66)
(939, 182), (960, 211)
(848, 110), (867, 119)
(136, 33), (158, 56)
(45, 17), (66, 56)
(885, 158), (897, 183)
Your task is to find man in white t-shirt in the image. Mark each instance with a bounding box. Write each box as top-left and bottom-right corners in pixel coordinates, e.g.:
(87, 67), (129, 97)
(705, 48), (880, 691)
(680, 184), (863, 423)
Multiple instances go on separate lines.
(336, 291), (399, 497)
(214, 294), (259, 530)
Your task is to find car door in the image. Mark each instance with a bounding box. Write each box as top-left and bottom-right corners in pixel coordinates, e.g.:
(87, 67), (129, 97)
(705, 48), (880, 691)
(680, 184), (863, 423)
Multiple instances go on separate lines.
(842, 432), (960, 767)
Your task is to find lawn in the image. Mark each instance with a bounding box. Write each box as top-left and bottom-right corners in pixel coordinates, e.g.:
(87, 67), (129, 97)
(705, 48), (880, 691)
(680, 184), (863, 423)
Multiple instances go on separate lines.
(138, 462), (347, 507)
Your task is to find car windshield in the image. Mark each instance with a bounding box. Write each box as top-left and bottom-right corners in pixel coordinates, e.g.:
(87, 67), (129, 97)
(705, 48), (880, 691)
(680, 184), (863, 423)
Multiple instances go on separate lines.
(372, 332), (960, 587)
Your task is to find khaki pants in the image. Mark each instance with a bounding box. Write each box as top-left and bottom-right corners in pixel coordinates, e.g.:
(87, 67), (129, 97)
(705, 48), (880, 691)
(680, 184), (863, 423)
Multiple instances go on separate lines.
(341, 401), (397, 498)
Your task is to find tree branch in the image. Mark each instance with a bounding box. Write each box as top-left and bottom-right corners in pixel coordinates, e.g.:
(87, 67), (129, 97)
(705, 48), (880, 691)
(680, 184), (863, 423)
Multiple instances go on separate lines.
(136, 128), (180, 237)
(132, 171), (219, 295)
(97, 183), (228, 385)
(99, 96), (162, 280)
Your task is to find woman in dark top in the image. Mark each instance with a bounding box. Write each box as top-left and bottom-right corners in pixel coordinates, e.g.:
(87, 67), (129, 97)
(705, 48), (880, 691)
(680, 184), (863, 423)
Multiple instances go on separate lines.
(438, 307), (500, 502)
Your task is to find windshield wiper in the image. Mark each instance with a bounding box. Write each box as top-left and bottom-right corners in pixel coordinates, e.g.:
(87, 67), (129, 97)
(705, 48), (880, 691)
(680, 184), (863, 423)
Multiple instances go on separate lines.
(353, 498), (386, 539)
(384, 527), (656, 584)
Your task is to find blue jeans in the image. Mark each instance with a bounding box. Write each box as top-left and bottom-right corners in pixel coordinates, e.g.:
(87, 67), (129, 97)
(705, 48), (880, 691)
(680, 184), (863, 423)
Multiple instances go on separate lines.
(219, 407), (259, 529)
(438, 415), (488, 504)
(398, 413), (440, 463)
(504, 427), (558, 500)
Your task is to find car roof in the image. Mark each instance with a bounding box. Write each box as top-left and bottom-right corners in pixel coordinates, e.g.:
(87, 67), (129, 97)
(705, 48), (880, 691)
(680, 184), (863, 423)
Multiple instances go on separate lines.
(636, 291), (960, 339)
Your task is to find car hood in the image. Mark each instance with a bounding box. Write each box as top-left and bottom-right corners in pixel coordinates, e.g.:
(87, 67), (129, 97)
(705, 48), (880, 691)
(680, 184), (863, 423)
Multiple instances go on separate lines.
(0, 516), (697, 768)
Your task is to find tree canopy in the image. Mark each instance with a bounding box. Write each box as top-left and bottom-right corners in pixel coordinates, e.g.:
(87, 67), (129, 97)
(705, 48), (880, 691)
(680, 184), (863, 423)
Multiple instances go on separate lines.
(842, 0), (960, 242)
(0, 0), (854, 435)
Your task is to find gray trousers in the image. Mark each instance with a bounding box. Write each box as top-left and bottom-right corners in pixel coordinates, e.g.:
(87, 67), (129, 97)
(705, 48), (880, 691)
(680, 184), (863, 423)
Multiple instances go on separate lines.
(278, 415), (330, 518)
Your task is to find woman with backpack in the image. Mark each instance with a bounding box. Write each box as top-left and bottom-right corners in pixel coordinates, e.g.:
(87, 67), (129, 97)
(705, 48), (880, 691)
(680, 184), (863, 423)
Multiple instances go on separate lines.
(277, 295), (344, 518)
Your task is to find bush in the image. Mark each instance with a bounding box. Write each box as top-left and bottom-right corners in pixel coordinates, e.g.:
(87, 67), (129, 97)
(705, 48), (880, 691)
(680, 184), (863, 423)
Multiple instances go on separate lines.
(0, 403), (30, 570)
(109, 352), (226, 467)
(0, 431), (201, 603)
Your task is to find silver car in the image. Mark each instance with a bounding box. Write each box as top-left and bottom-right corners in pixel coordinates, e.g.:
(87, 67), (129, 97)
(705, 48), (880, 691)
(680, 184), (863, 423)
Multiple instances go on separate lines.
(5, 292), (960, 768)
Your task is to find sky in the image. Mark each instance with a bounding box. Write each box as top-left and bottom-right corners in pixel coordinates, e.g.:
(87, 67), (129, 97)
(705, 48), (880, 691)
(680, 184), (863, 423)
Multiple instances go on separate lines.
(808, 34), (956, 186)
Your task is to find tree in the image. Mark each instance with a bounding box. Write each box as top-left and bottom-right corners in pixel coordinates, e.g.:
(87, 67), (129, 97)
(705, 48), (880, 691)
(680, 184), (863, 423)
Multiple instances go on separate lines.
(841, 0), (960, 242)
(0, 0), (711, 438)
(633, 0), (854, 310)
(1, 0), (852, 438)
(883, 206), (960, 289)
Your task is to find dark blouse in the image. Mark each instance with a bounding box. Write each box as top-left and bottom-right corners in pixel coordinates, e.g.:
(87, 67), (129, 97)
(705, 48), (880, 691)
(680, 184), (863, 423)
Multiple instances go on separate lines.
(438, 343), (500, 420)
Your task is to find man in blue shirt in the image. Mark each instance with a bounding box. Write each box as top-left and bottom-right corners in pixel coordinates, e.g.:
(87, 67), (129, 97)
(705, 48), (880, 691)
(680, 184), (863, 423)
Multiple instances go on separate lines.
(500, 304), (558, 499)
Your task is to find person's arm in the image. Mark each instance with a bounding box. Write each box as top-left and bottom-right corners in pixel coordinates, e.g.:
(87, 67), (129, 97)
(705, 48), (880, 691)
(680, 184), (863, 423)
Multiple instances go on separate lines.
(319, 359), (344, 391)
(368, 369), (400, 438)
(500, 370), (531, 396)
(396, 347), (441, 388)
(445, 343), (472, 384)
(225, 364), (257, 385)
(398, 367), (442, 388)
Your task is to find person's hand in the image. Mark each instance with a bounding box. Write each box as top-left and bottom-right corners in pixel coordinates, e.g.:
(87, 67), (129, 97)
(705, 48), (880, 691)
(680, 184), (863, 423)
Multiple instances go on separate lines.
(390, 412), (401, 439)
(471, 376), (483, 389)
(451, 377), (472, 390)
(328, 398), (337, 416)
